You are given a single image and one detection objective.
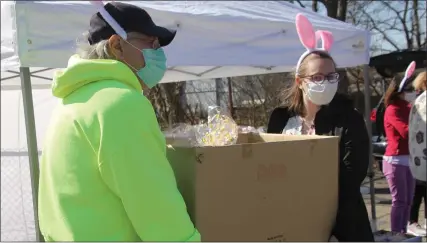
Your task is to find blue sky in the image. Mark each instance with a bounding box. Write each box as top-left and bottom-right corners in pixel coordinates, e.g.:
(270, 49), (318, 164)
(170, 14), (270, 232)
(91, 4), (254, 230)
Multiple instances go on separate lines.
(292, 1), (426, 56)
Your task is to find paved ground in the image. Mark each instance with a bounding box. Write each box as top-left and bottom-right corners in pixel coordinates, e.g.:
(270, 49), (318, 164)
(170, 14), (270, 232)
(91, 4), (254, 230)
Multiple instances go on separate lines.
(362, 169), (426, 240)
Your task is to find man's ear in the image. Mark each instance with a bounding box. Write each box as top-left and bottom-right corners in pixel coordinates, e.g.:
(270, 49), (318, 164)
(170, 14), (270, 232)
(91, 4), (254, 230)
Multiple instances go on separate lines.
(108, 34), (123, 59)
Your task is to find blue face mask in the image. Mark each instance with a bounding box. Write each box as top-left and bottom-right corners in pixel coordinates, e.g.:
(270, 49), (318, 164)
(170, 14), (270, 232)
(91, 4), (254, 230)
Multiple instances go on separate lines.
(136, 48), (167, 88)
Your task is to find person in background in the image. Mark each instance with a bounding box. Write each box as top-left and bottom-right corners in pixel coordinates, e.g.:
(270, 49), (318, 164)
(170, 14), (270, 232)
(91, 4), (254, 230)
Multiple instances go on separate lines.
(407, 71), (427, 236)
(267, 13), (373, 242)
(382, 73), (417, 235)
(38, 2), (200, 241)
(412, 71), (426, 96)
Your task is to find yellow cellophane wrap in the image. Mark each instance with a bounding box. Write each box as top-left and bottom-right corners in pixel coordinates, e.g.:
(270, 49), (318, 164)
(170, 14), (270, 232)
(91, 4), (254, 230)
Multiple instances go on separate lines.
(164, 106), (239, 147)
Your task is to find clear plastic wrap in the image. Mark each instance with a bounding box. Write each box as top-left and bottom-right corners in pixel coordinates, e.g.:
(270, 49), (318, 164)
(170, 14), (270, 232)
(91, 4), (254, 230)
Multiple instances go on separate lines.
(163, 123), (197, 146)
(238, 126), (266, 134)
(238, 126), (258, 133)
(164, 106), (239, 147)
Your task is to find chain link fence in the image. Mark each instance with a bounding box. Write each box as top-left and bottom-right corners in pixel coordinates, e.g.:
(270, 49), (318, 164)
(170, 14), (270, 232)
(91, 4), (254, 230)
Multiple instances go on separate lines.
(1, 150), (37, 241)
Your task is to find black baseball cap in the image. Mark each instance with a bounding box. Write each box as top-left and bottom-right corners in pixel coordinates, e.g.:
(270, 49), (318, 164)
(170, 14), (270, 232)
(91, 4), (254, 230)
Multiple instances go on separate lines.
(88, 2), (176, 47)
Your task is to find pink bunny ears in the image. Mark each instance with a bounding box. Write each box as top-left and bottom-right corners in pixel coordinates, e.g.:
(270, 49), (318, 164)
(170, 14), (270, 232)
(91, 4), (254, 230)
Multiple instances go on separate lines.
(398, 61), (416, 92)
(89, 0), (127, 40)
(295, 13), (334, 74)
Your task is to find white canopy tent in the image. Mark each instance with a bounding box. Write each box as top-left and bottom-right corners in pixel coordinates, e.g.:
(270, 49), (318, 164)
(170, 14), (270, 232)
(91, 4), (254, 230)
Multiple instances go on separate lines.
(1, 1), (375, 241)
(2, 1), (370, 78)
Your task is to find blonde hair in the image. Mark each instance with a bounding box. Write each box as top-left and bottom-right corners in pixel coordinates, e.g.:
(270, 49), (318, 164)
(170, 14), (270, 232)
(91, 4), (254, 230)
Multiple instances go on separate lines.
(412, 71), (426, 91)
(75, 32), (114, 60)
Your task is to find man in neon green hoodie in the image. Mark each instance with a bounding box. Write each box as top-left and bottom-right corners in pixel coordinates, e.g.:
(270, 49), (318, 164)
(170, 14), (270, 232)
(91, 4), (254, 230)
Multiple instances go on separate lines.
(38, 2), (200, 241)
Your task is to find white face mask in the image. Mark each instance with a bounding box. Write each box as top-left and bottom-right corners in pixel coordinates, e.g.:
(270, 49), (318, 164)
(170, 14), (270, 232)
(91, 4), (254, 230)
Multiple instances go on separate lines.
(404, 92), (417, 103)
(303, 81), (338, 105)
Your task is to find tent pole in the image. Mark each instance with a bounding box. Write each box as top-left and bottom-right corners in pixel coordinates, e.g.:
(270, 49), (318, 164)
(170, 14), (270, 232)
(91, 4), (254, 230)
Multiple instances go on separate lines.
(19, 67), (43, 242)
(362, 64), (377, 232)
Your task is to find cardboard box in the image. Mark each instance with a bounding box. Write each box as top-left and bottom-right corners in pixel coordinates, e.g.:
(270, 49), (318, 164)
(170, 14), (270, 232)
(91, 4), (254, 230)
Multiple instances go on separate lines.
(166, 133), (339, 241)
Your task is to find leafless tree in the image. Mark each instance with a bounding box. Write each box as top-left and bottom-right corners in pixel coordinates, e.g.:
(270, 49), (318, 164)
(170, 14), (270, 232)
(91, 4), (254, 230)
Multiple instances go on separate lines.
(347, 0), (426, 53)
(346, 0), (426, 106)
(230, 73), (291, 126)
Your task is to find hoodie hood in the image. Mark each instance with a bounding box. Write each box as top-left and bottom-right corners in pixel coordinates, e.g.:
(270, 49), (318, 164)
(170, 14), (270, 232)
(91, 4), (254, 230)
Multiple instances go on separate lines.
(52, 55), (142, 98)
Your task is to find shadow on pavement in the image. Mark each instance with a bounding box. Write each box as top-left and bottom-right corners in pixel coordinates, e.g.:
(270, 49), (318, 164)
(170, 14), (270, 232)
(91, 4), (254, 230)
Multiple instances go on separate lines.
(377, 199), (392, 205)
(375, 188), (390, 195)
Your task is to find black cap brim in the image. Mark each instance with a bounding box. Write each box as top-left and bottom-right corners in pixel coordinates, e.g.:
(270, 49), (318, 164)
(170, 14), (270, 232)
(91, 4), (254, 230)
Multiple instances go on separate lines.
(88, 2), (177, 47)
(144, 25), (176, 47)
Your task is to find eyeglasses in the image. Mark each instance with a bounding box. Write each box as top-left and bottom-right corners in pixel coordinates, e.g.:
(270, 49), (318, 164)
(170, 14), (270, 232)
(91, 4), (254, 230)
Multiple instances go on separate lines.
(300, 72), (340, 84)
(128, 36), (160, 49)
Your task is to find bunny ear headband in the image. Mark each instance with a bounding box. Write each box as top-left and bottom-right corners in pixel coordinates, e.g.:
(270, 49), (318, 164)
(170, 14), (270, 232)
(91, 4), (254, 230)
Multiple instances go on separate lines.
(398, 61), (416, 92)
(89, 0), (127, 40)
(295, 13), (335, 75)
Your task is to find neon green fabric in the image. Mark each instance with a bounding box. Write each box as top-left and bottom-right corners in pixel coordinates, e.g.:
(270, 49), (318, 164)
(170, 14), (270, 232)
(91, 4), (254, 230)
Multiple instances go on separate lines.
(38, 55), (200, 242)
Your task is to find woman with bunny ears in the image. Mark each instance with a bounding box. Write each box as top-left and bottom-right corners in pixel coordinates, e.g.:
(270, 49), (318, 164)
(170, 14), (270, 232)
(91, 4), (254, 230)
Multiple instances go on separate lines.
(267, 14), (374, 241)
(382, 62), (418, 235)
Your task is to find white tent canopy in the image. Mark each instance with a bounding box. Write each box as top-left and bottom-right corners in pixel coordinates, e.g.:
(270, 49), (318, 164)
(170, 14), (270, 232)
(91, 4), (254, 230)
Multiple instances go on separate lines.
(1, 1), (375, 242)
(2, 1), (369, 79)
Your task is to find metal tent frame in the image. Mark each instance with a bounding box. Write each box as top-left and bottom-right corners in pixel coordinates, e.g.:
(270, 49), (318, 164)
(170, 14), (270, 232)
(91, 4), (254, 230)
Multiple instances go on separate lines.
(17, 67), (42, 241)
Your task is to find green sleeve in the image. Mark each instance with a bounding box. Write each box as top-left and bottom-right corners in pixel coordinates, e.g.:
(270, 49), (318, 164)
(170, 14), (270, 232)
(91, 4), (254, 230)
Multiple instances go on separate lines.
(97, 93), (200, 242)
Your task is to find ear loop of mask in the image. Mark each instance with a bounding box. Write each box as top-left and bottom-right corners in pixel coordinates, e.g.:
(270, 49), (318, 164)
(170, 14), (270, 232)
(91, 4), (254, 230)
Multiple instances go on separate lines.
(119, 38), (162, 72)
(119, 39), (144, 72)
(300, 80), (308, 97)
(297, 77), (309, 100)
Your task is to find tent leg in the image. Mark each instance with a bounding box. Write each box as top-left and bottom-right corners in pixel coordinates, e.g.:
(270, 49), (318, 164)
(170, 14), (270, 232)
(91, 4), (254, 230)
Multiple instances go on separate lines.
(362, 64), (377, 232)
(19, 67), (43, 242)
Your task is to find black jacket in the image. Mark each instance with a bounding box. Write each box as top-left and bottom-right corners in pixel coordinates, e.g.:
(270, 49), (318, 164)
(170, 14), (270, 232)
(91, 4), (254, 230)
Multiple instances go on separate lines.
(267, 94), (370, 197)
